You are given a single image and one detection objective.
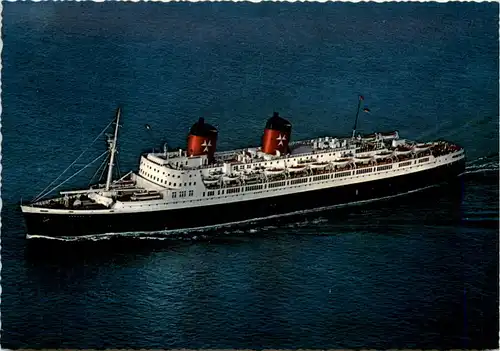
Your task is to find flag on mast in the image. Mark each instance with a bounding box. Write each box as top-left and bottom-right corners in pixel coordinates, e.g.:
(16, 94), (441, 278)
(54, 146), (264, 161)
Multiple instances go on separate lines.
(359, 95), (364, 101)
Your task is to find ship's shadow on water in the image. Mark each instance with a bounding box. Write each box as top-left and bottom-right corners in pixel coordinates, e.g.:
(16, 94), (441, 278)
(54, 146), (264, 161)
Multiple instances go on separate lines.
(23, 175), (479, 264)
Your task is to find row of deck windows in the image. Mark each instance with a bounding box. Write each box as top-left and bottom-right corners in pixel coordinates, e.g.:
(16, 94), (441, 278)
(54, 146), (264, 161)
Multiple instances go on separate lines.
(356, 168), (373, 175)
(290, 178), (308, 185)
(140, 168), (198, 188)
(245, 185), (264, 192)
(313, 174), (329, 181)
(172, 190), (194, 198)
(144, 161), (184, 178)
(335, 171), (351, 178)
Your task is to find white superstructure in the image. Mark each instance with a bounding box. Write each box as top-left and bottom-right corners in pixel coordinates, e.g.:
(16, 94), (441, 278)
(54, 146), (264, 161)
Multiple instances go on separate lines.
(22, 131), (465, 216)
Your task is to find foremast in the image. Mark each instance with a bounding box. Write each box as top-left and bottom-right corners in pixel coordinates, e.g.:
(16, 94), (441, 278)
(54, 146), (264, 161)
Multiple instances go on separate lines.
(29, 107), (125, 204)
(105, 107), (121, 191)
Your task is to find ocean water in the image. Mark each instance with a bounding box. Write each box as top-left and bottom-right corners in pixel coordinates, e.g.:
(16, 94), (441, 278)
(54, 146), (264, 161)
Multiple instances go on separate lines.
(1, 2), (499, 349)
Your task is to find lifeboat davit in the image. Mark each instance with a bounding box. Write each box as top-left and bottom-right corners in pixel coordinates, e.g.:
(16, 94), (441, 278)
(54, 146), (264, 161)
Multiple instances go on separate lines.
(186, 117), (218, 163)
(261, 112), (292, 155)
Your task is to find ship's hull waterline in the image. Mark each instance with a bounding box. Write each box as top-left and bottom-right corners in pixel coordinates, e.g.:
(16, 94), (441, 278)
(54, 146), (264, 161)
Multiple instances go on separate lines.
(23, 159), (465, 239)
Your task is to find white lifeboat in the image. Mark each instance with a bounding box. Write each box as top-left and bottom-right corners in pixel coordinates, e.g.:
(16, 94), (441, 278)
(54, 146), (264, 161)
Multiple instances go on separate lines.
(414, 143), (432, 152)
(202, 176), (220, 185)
(223, 174), (240, 182)
(395, 147), (412, 156)
(332, 158), (352, 167)
(242, 172), (260, 181)
(374, 151), (393, 160)
(361, 133), (377, 141)
(209, 170), (224, 176)
(265, 167), (285, 176)
(310, 162), (330, 169)
(354, 155), (373, 164)
(130, 190), (162, 201)
(252, 165), (266, 172)
(288, 165), (307, 173)
(380, 131), (399, 140)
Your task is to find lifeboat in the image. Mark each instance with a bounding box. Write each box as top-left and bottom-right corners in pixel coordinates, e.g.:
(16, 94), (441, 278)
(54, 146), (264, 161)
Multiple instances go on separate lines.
(361, 133), (377, 141)
(414, 143), (432, 152)
(265, 167), (285, 176)
(374, 151), (393, 160)
(243, 173), (260, 182)
(223, 174), (240, 182)
(202, 176), (220, 185)
(354, 156), (373, 164)
(332, 158), (352, 167)
(131, 190), (162, 201)
(380, 131), (399, 140)
(395, 146), (413, 156)
(288, 165), (307, 173)
(310, 162), (330, 169)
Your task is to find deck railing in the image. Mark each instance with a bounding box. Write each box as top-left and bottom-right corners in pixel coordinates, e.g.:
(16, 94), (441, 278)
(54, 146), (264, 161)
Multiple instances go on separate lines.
(201, 147), (460, 193)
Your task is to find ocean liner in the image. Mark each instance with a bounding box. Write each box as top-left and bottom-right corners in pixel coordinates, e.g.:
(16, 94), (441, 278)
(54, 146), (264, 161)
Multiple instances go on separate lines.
(21, 98), (466, 239)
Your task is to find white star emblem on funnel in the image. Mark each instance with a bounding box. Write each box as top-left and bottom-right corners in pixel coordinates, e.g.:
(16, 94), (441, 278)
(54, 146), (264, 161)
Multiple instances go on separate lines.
(276, 134), (286, 146)
(201, 140), (212, 152)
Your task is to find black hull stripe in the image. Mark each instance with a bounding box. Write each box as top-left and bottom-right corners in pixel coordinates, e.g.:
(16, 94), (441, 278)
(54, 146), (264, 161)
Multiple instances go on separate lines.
(26, 183), (445, 242)
(23, 160), (465, 239)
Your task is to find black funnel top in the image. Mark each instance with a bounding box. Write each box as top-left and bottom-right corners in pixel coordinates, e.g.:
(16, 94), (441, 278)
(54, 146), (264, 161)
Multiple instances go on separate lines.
(265, 112), (292, 132)
(189, 117), (218, 137)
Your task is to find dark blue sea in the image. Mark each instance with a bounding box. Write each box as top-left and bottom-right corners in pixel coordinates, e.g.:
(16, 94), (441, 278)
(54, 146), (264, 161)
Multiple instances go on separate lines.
(1, 2), (499, 349)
